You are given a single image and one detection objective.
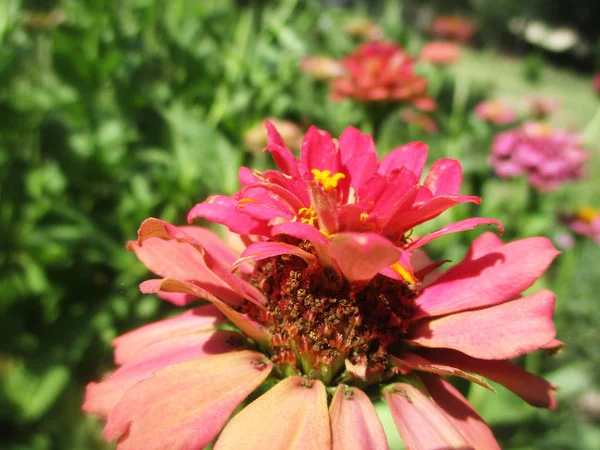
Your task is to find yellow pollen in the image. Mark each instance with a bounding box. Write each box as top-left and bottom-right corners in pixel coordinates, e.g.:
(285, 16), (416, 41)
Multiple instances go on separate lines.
(576, 207), (599, 224)
(311, 169), (346, 193)
(298, 206), (318, 227)
(390, 263), (416, 285)
(360, 212), (369, 221)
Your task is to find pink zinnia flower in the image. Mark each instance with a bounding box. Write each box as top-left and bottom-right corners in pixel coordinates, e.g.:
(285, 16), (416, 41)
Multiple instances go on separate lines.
(491, 121), (588, 191)
(474, 99), (518, 125)
(527, 96), (560, 119)
(419, 41), (462, 66)
(566, 207), (600, 244)
(593, 73), (600, 94)
(84, 122), (561, 449)
(430, 16), (477, 42)
(330, 41), (437, 111)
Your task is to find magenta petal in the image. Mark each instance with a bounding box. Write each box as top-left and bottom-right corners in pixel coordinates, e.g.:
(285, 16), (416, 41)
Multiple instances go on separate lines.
(264, 120), (300, 177)
(330, 385), (389, 450)
(83, 329), (243, 417)
(232, 241), (317, 270)
(271, 221), (334, 267)
(112, 305), (226, 365)
(421, 348), (558, 409)
(344, 152), (378, 189)
(178, 226), (240, 266)
(308, 181), (339, 235)
(137, 218), (267, 306)
(301, 126), (340, 174)
(378, 142), (428, 178)
(329, 232), (400, 283)
(464, 231), (504, 260)
(103, 351), (272, 450)
(423, 158), (463, 196)
(187, 195), (269, 236)
(215, 377), (330, 450)
(410, 290), (556, 359)
(409, 218), (504, 250)
(140, 278), (270, 344)
(338, 126), (376, 162)
(385, 382), (471, 449)
(414, 237), (560, 318)
(420, 374), (501, 450)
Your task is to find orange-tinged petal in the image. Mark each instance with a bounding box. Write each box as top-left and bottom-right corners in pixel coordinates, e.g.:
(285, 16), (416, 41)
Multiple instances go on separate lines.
(112, 304), (226, 365)
(385, 382), (472, 450)
(409, 290), (556, 360)
(215, 377), (330, 450)
(84, 329), (243, 417)
(419, 374), (500, 450)
(330, 385), (389, 450)
(104, 350), (272, 450)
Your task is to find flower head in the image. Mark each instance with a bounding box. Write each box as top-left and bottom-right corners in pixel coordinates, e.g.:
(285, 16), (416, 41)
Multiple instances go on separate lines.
(564, 207), (600, 244)
(419, 41), (462, 66)
(474, 99), (518, 125)
(343, 17), (384, 41)
(329, 41), (436, 111)
(430, 16), (477, 42)
(84, 122), (561, 449)
(527, 96), (560, 120)
(300, 56), (346, 81)
(490, 121), (588, 191)
(400, 109), (439, 134)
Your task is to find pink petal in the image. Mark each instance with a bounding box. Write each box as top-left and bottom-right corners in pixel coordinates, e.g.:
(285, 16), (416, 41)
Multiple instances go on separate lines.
(301, 126), (340, 174)
(84, 329), (243, 417)
(378, 142), (428, 179)
(413, 237), (560, 318)
(187, 195), (270, 236)
(179, 226), (241, 267)
(420, 374), (501, 450)
(410, 290), (556, 359)
(464, 231), (504, 260)
(137, 218), (266, 306)
(409, 217), (503, 250)
(103, 350), (272, 450)
(112, 304), (226, 365)
(338, 126), (376, 163)
(215, 377), (330, 450)
(264, 120), (300, 177)
(237, 183), (304, 220)
(344, 153), (378, 190)
(388, 354), (494, 391)
(385, 382), (471, 449)
(420, 348), (557, 409)
(232, 241), (317, 270)
(329, 232), (401, 283)
(330, 385), (389, 450)
(271, 221), (334, 267)
(308, 181), (339, 235)
(424, 158), (463, 196)
(140, 278), (270, 344)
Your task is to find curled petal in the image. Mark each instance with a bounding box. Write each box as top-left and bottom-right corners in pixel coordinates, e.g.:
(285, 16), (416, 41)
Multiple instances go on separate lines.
(112, 305), (226, 365)
(232, 241), (317, 270)
(330, 385), (389, 450)
(419, 374), (501, 450)
(385, 382), (471, 450)
(84, 329), (243, 417)
(329, 232), (401, 283)
(215, 377), (330, 450)
(104, 351), (272, 450)
(409, 217), (503, 250)
(378, 142), (428, 179)
(264, 120), (300, 177)
(271, 221), (335, 268)
(409, 290), (556, 360)
(140, 278), (270, 345)
(414, 237), (560, 318)
(308, 181), (339, 235)
(420, 348), (558, 409)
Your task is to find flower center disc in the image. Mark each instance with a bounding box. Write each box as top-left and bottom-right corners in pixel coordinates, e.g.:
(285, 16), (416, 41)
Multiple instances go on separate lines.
(247, 240), (417, 386)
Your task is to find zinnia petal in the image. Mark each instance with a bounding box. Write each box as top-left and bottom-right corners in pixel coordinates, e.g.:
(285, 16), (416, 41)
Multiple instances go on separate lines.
(409, 290), (556, 359)
(419, 373), (501, 450)
(103, 350), (272, 450)
(424, 158), (463, 196)
(215, 377), (330, 450)
(413, 237), (559, 318)
(378, 142), (428, 179)
(385, 382), (472, 450)
(330, 385), (389, 450)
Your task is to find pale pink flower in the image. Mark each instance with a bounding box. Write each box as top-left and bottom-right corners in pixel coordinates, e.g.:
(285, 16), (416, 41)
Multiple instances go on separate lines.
(343, 18), (384, 41)
(330, 41), (437, 111)
(475, 99), (518, 125)
(244, 118), (303, 154)
(490, 121), (588, 191)
(300, 56), (346, 81)
(419, 41), (462, 66)
(84, 122), (561, 449)
(566, 207), (600, 244)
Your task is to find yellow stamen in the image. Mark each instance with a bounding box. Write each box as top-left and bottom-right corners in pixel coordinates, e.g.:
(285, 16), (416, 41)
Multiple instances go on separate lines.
(390, 263), (416, 285)
(576, 207), (600, 224)
(298, 206), (318, 227)
(311, 169), (346, 193)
